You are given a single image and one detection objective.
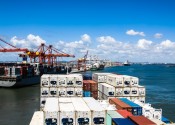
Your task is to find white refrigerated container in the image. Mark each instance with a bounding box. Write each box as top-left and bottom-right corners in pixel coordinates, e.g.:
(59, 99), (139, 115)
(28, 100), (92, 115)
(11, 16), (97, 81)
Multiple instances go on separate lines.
(71, 97), (91, 125)
(83, 97), (106, 125)
(59, 103), (75, 125)
(41, 74), (50, 87)
(43, 98), (59, 125)
(92, 73), (112, 83)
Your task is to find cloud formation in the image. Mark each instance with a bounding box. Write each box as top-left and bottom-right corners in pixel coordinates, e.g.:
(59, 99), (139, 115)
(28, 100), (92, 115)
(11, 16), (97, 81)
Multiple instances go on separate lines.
(10, 34), (46, 49)
(1, 34), (175, 63)
(126, 29), (145, 36)
(154, 33), (163, 38)
(81, 34), (91, 42)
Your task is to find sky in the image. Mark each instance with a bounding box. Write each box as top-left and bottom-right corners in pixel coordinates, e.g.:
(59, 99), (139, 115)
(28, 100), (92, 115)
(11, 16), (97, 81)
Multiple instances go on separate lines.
(0, 0), (175, 63)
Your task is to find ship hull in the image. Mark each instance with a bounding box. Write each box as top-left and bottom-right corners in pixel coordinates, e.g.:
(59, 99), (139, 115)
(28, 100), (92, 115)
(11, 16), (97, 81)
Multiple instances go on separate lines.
(0, 76), (40, 88)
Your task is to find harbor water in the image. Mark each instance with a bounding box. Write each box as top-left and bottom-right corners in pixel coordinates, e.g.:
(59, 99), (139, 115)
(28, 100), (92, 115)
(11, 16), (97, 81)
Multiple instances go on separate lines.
(0, 64), (175, 125)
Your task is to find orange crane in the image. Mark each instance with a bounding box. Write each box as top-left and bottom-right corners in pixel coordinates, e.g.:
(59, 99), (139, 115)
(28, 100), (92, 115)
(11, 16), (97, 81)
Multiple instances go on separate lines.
(0, 38), (28, 52)
(20, 43), (75, 65)
(77, 50), (88, 71)
(0, 37), (75, 65)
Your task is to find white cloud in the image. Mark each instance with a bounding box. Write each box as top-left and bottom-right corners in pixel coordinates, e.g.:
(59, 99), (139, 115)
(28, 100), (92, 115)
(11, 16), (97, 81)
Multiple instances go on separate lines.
(97, 36), (116, 44)
(160, 40), (175, 49)
(154, 33), (163, 38)
(10, 34), (46, 49)
(137, 39), (153, 49)
(81, 34), (91, 42)
(126, 29), (145, 36)
(1, 34), (175, 63)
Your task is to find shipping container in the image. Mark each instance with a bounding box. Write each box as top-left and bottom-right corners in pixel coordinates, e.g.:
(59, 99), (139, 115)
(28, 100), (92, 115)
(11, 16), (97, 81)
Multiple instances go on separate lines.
(58, 87), (67, 97)
(88, 80), (98, 92)
(41, 74), (50, 87)
(153, 109), (162, 120)
(130, 97), (140, 102)
(75, 87), (83, 97)
(49, 75), (57, 87)
(116, 110), (133, 118)
(83, 97), (106, 125)
(49, 87), (58, 97)
(59, 97), (72, 103)
(139, 96), (145, 103)
(123, 75), (131, 87)
(73, 74), (83, 87)
(112, 118), (136, 125)
(106, 111), (123, 125)
(59, 103), (75, 125)
(123, 87), (131, 96)
(43, 98), (59, 125)
(99, 83), (115, 96)
(133, 100), (154, 119)
(41, 87), (49, 97)
(66, 87), (75, 97)
(98, 100), (117, 110)
(83, 91), (91, 97)
(115, 87), (123, 96)
(92, 73), (112, 83)
(83, 74), (92, 80)
(138, 85), (146, 96)
(57, 75), (67, 87)
(66, 75), (75, 86)
(71, 97), (91, 125)
(91, 91), (98, 100)
(98, 91), (108, 100)
(129, 116), (156, 125)
(109, 98), (132, 112)
(83, 80), (91, 91)
(29, 111), (44, 125)
(119, 98), (142, 116)
(131, 87), (139, 96)
(130, 76), (139, 87)
(107, 74), (124, 87)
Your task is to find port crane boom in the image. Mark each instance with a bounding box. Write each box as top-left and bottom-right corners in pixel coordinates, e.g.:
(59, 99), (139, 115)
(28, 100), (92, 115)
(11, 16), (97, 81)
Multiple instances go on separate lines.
(0, 37), (75, 65)
(0, 38), (28, 52)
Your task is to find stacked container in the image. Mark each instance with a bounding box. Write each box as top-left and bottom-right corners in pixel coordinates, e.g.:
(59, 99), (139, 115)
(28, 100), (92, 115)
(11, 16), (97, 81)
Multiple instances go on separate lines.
(106, 110), (123, 125)
(95, 73), (145, 103)
(128, 116), (156, 125)
(83, 80), (98, 99)
(112, 118), (136, 125)
(71, 97), (91, 125)
(119, 98), (142, 116)
(40, 74), (83, 110)
(43, 98), (59, 125)
(59, 102), (75, 125)
(83, 97), (106, 125)
(134, 100), (162, 120)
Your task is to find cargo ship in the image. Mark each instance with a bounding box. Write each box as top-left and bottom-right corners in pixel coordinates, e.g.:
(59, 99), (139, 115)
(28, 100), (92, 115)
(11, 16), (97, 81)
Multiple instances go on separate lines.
(0, 62), (71, 87)
(29, 73), (174, 125)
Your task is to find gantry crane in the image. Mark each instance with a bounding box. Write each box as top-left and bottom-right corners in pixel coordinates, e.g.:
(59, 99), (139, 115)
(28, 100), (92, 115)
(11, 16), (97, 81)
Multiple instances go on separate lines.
(0, 37), (75, 65)
(0, 38), (28, 52)
(77, 50), (88, 71)
(20, 43), (75, 65)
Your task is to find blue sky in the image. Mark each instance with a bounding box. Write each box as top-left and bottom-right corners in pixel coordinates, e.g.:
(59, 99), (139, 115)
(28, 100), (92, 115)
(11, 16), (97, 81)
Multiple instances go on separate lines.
(0, 0), (175, 63)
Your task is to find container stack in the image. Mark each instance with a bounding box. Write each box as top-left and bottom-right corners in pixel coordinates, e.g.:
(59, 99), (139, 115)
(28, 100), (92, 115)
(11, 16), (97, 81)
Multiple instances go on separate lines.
(133, 100), (162, 120)
(93, 73), (146, 103)
(29, 73), (175, 125)
(83, 80), (98, 99)
(40, 74), (83, 110)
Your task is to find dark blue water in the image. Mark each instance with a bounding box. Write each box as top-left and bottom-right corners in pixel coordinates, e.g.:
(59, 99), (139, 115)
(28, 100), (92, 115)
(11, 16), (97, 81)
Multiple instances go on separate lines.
(0, 64), (174, 125)
(100, 64), (175, 121)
